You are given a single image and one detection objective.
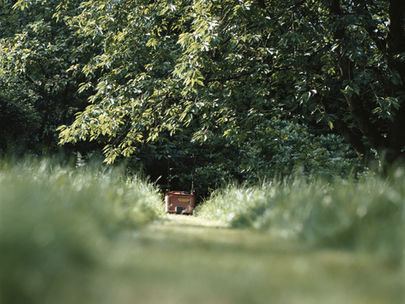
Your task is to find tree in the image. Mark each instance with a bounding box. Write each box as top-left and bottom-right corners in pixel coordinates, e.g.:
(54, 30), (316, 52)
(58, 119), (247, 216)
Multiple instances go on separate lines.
(0, 0), (92, 153)
(173, 0), (405, 163)
(54, 0), (405, 166)
(326, 0), (405, 163)
(56, 0), (196, 163)
(1, 0), (372, 193)
(7, 0), (402, 178)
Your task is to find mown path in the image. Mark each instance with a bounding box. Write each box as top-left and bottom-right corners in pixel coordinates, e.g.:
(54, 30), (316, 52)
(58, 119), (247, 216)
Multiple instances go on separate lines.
(102, 214), (403, 304)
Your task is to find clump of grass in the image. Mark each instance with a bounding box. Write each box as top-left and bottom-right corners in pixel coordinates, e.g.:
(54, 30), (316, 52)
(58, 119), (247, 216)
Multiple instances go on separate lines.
(0, 158), (162, 304)
(198, 172), (404, 258)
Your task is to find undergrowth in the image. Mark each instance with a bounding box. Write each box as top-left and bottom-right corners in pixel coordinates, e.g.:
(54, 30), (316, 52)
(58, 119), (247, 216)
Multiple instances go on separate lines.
(197, 170), (405, 259)
(0, 158), (163, 304)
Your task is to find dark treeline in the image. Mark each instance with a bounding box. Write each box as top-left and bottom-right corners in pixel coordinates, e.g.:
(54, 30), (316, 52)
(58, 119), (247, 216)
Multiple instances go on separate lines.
(1, 0), (404, 196)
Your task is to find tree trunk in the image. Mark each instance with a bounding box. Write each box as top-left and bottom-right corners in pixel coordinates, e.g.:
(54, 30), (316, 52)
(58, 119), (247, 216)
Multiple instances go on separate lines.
(386, 0), (405, 164)
(329, 0), (387, 155)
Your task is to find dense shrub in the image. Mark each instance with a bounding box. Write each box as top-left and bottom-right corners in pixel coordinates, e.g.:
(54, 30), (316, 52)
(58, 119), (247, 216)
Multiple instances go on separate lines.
(235, 120), (362, 182)
(131, 120), (362, 199)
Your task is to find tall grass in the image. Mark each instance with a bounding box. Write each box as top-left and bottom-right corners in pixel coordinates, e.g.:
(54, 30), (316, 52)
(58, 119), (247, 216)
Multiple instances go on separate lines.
(198, 171), (405, 259)
(0, 158), (163, 304)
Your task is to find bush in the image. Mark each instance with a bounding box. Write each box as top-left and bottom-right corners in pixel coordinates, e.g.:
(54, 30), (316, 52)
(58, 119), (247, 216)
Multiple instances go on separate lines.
(124, 120), (362, 199)
(236, 120), (362, 182)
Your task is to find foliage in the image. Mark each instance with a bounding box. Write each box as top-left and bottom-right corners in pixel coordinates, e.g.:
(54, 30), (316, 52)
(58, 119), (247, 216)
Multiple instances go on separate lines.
(0, 0), (92, 153)
(176, 0), (405, 161)
(0, 85), (41, 152)
(0, 158), (162, 304)
(53, 0), (405, 165)
(126, 121), (360, 198)
(55, 0), (194, 164)
(198, 172), (405, 258)
(234, 119), (361, 181)
(2, 0), (405, 188)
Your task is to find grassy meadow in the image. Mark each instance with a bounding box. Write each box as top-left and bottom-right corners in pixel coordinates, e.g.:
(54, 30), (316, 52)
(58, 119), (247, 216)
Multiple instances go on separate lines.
(0, 159), (404, 304)
(197, 172), (405, 258)
(0, 158), (162, 304)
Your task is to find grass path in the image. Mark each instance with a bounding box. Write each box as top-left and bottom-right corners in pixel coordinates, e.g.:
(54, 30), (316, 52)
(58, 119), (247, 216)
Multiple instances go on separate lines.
(98, 214), (403, 304)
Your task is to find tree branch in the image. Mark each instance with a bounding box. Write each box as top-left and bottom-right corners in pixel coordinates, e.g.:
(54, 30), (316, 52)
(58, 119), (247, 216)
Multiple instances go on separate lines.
(329, 0), (387, 149)
(352, 1), (386, 54)
(256, 0), (266, 10)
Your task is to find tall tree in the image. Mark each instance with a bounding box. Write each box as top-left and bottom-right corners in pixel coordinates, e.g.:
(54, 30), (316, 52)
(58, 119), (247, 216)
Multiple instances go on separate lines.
(57, 0), (195, 163)
(172, 0), (405, 162)
(6, 0), (403, 166)
(0, 0), (91, 153)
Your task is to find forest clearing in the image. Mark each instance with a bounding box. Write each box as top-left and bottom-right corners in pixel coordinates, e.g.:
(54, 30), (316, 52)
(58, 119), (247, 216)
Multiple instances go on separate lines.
(0, 161), (403, 304)
(1, 1), (405, 303)
(109, 214), (403, 304)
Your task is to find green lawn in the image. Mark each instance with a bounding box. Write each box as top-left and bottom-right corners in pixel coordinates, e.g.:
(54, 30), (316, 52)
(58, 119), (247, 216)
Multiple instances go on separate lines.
(90, 214), (403, 304)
